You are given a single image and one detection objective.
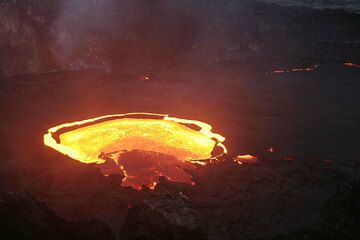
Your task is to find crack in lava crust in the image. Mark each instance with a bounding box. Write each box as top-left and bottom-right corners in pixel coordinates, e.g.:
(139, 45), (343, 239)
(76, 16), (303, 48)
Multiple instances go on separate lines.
(43, 113), (227, 190)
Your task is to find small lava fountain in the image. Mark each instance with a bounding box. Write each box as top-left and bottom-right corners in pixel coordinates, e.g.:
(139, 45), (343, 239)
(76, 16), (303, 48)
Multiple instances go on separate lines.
(44, 113), (227, 190)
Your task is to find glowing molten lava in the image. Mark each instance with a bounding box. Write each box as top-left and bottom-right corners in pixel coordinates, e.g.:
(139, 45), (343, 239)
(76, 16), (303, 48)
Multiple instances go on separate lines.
(44, 113), (227, 190)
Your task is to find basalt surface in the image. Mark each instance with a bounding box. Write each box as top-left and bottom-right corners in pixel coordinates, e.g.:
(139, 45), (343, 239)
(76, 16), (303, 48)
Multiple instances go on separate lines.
(1, 152), (360, 240)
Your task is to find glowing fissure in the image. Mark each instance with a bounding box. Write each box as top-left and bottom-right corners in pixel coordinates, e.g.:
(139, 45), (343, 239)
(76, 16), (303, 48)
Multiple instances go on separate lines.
(267, 64), (318, 74)
(44, 113), (227, 190)
(344, 62), (360, 68)
(267, 62), (360, 75)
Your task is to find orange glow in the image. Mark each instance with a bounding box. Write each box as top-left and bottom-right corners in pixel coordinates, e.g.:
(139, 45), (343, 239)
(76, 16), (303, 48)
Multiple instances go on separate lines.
(268, 146), (274, 153)
(44, 113), (227, 189)
(344, 62), (360, 68)
(139, 75), (151, 81)
(269, 65), (317, 74)
(149, 181), (157, 190)
(269, 62), (360, 75)
(234, 154), (257, 164)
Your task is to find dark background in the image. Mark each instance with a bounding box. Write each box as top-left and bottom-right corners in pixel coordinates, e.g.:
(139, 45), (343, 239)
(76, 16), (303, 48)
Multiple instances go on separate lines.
(1, 1), (360, 240)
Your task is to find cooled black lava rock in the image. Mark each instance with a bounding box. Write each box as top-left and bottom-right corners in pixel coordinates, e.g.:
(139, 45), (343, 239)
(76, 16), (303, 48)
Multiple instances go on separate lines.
(0, 192), (115, 240)
(120, 191), (207, 240)
(184, 158), (360, 239)
(257, 181), (360, 240)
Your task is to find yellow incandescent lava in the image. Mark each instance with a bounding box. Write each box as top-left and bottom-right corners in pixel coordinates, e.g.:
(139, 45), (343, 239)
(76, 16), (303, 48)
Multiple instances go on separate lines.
(44, 113), (226, 164)
(43, 113), (227, 189)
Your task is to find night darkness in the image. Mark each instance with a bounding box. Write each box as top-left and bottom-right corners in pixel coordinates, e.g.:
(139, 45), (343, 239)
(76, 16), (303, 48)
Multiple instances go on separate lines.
(0, 1), (360, 240)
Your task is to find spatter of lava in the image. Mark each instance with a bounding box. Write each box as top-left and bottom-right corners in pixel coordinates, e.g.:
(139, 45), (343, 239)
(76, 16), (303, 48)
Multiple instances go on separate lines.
(44, 113), (227, 190)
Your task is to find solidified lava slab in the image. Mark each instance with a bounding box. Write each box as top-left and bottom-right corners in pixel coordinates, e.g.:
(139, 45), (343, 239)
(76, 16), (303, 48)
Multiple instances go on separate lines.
(44, 113), (226, 190)
(113, 150), (196, 189)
